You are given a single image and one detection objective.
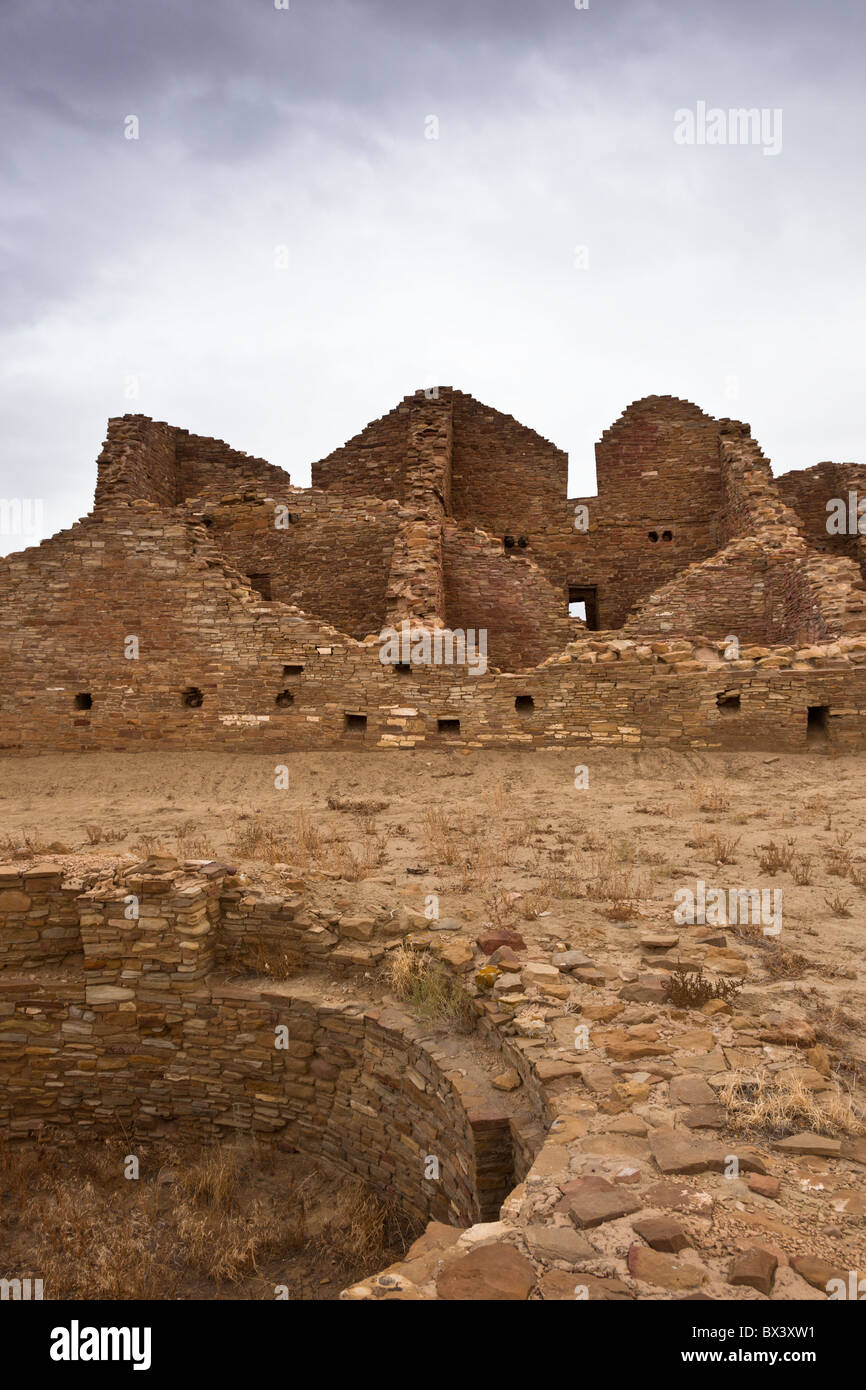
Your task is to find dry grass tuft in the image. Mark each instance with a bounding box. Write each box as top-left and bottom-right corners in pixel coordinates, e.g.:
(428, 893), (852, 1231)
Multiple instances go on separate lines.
(721, 1071), (866, 1140)
(383, 945), (476, 1033)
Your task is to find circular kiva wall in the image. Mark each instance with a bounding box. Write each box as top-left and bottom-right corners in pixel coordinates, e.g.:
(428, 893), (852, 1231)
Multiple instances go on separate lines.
(198, 981), (533, 1229)
(0, 964), (536, 1231)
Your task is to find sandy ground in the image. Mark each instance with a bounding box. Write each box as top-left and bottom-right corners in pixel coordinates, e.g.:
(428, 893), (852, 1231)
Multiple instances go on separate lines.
(1, 747), (865, 1053)
(2, 744), (865, 1067)
(3, 745), (866, 1298)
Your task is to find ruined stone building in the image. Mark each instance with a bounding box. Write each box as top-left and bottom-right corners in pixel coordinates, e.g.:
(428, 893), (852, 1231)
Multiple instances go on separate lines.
(2, 389), (866, 751)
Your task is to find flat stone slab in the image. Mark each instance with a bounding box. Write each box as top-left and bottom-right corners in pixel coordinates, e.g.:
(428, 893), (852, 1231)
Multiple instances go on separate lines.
(524, 1223), (597, 1264)
(560, 1178), (642, 1229)
(649, 1130), (767, 1175)
(772, 1133), (842, 1158)
(540, 1270), (633, 1300)
(627, 1244), (707, 1291)
(436, 1243), (535, 1300)
(670, 1076), (717, 1106)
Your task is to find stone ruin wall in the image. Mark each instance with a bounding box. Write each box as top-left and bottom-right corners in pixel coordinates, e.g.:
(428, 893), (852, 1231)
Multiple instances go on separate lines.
(2, 388), (865, 754)
(0, 859), (543, 1228)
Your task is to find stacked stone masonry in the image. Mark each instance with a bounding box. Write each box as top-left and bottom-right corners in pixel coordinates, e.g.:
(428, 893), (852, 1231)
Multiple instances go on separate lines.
(2, 388), (865, 751)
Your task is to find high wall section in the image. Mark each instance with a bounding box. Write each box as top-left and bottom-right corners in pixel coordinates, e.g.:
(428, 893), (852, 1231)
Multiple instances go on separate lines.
(528, 399), (730, 631)
(175, 431), (291, 502)
(449, 390), (567, 538)
(312, 398), (413, 501)
(94, 416), (292, 511)
(443, 526), (573, 670)
(4, 388), (866, 753)
(777, 462), (866, 575)
(94, 416), (178, 508)
(192, 495), (401, 640)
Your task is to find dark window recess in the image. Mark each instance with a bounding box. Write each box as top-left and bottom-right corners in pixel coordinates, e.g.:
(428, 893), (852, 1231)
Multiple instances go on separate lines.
(344, 713), (367, 734)
(807, 705), (829, 743)
(568, 585), (599, 631)
(438, 718), (461, 737)
(248, 573), (272, 600)
(662, 530), (673, 541)
(275, 690), (294, 708)
(717, 693), (741, 713)
(517, 535), (529, 548)
(515, 695), (534, 713)
(282, 664), (304, 676)
(183, 687), (203, 708)
(648, 531), (659, 542)
(503, 535), (516, 550)
(74, 692), (92, 710)
(394, 662), (412, 675)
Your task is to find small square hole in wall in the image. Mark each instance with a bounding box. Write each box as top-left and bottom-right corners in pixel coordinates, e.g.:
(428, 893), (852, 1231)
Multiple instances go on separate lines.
(716, 693), (740, 713)
(648, 531), (659, 542)
(344, 713), (367, 735)
(282, 664), (304, 676)
(248, 573), (272, 601)
(275, 690), (294, 708)
(394, 662), (412, 675)
(182, 687), (203, 708)
(438, 718), (461, 737)
(74, 692), (92, 710)
(807, 705), (829, 743)
(515, 695), (534, 713)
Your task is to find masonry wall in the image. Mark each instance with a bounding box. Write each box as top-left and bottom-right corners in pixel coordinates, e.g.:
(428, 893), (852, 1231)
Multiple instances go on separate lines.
(626, 542), (829, 646)
(176, 432), (290, 503)
(312, 397), (413, 501)
(449, 389), (567, 538)
(443, 525), (574, 670)
(525, 399), (731, 630)
(0, 860), (529, 1225)
(196, 496), (401, 640)
(94, 416), (291, 511)
(94, 417), (178, 509)
(777, 462), (866, 578)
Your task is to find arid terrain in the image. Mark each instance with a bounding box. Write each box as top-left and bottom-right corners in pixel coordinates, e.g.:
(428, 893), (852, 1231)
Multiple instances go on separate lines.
(2, 746), (865, 1300)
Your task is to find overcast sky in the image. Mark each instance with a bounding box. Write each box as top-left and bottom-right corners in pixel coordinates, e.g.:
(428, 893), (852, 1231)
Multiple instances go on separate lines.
(1, 0), (864, 553)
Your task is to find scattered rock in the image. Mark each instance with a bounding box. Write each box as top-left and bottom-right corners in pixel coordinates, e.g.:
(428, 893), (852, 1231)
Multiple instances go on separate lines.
(728, 1246), (778, 1296)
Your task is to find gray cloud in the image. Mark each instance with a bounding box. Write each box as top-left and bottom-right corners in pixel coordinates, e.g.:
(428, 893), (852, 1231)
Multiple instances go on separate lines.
(1, 0), (864, 554)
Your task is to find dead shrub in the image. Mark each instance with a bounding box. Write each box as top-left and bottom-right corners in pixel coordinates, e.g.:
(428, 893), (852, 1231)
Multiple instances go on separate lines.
(665, 967), (741, 1009)
(757, 838), (795, 875)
